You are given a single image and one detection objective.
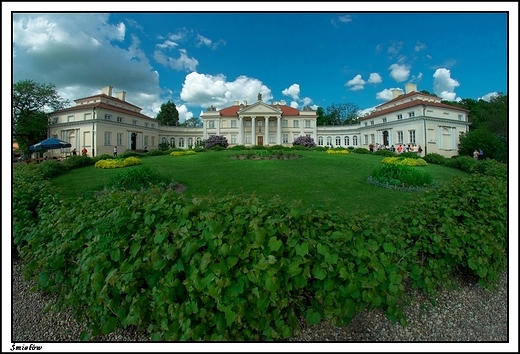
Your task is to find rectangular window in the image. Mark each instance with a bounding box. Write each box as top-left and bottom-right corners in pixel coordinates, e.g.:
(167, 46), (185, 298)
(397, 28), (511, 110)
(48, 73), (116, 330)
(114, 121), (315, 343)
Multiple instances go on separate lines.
(117, 116), (124, 123)
(409, 130), (416, 144)
(104, 114), (112, 121)
(133, 119), (138, 125)
(151, 137), (155, 146)
(364, 122), (368, 126)
(293, 120), (299, 128)
(51, 117), (59, 124)
(458, 114), (463, 121)
(208, 121), (215, 129)
(269, 133), (275, 143)
(245, 134), (252, 144)
(258, 120), (263, 127)
(144, 136), (149, 147)
(305, 120), (311, 128)
(269, 120), (275, 127)
(282, 134), (288, 144)
(84, 131), (91, 146)
(397, 131), (403, 144)
(151, 123), (155, 128)
(117, 133), (122, 146)
(370, 134), (375, 144)
(231, 135), (237, 144)
(382, 117), (387, 123)
(364, 135), (369, 144)
(370, 120), (374, 125)
(408, 111), (415, 118)
(231, 120), (237, 128)
(245, 121), (252, 127)
(145, 122), (149, 127)
(397, 114), (402, 120)
(104, 132), (111, 146)
(282, 120), (288, 127)
(67, 115), (74, 122)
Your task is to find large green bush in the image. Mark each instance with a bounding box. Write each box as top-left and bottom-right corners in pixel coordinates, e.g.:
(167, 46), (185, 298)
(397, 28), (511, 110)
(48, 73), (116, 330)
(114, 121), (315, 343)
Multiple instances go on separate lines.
(369, 164), (433, 188)
(105, 165), (173, 190)
(423, 153), (446, 165)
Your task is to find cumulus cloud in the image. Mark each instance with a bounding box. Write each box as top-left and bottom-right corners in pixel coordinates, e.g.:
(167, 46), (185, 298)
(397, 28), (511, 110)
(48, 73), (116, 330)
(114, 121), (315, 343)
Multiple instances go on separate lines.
(12, 13), (161, 117)
(195, 34), (225, 49)
(180, 72), (272, 108)
(358, 106), (376, 117)
(388, 63), (410, 82)
(433, 68), (460, 100)
(414, 41), (427, 52)
(282, 84), (300, 101)
(368, 73), (382, 84)
(290, 101), (299, 109)
(156, 40), (178, 49)
(154, 48), (198, 72)
(302, 97), (313, 106)
(480, 92), (499, 101)
(176, 104), (193, 123)
(345, 74), (365, 90)
(375, 88), (397, 101)
(387, 41), (403, 56)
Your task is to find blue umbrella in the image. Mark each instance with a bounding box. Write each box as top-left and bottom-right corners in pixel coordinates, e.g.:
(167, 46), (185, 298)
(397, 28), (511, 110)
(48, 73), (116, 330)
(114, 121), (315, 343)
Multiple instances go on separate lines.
(30, 137), (72, 151)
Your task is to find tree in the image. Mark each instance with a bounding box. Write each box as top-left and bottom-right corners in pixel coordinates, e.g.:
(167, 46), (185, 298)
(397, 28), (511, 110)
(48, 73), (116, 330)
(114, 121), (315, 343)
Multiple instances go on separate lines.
(181, 117), (202, 127)
(292, 135), (316, 148)
(12, 79), (69, 153)
(325, 102), (360, 125)
(205, 135), (228, 149)
(156, 101), (180, 126)
(458, 128), (507, 163)
(316, 107), (332, 126)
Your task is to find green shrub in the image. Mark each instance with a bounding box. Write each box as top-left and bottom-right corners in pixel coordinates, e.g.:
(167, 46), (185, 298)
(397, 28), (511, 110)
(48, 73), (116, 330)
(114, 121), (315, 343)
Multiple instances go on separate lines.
(311, 146), (327, 152)
(398, 152), (421, 159)
(472, 159), (507, 179)
(92, 154), (115, 163)
(146, 149), (169, 156)
(382, 157), (427, 167)
(229, 145), (249, 151)
(38, 159), (67, 179)
(351, 148), (370, 154)
(370, 164), (433, 188)
(347, 146), (355, 151)
(268, 145), (285, 151)
(423, 153), (446, 165)
(63, 155), (95, 169)
(374, 149), (396, 157)
(105, 165), (173, 190)
(119, 150), (145, 158)
(250, 145), (267, 150)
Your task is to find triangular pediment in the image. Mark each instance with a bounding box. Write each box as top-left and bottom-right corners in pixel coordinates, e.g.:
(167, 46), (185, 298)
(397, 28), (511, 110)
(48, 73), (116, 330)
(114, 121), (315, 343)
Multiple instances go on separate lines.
(237, 101), (282, 115)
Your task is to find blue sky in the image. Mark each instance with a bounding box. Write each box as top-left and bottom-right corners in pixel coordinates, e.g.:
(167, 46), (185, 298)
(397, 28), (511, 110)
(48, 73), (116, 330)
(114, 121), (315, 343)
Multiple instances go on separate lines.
(6, 4), (516, 124)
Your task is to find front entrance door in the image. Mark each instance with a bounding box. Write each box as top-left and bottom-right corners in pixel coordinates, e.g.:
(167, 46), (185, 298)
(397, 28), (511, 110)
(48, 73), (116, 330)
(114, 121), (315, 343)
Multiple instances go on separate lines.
(382, 131), (389, 147)
(257, 136), (263, 146)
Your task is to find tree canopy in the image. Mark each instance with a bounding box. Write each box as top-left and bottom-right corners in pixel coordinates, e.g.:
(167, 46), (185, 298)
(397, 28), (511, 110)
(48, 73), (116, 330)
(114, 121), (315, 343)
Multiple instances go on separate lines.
(12, 79), (69, 153)
(156, 101), (180, 126)
(180, 117), (202, 127)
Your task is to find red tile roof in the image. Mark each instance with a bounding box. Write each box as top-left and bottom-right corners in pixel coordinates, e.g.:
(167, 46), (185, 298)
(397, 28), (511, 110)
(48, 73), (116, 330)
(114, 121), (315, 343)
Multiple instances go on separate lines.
(219, 104), (300, 117)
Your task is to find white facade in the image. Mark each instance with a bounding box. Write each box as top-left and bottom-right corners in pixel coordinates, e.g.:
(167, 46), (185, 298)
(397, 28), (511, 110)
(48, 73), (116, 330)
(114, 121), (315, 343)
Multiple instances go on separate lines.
(48, 84), (469, 158)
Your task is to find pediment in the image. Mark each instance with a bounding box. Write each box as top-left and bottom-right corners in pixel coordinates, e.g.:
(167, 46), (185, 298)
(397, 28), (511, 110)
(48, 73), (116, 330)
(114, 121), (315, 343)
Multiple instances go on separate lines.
(237, 101), (282, 115)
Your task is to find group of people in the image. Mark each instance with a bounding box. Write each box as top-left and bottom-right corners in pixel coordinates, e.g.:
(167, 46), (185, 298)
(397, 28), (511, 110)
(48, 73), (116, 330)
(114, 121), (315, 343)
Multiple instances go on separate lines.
(71, 148), (88, 156)
(473, 149), (484, 160)
(370, 143), (423, 155)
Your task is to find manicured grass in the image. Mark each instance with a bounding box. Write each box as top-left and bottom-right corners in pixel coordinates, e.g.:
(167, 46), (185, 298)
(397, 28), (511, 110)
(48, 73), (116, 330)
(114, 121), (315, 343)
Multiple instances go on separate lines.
(50, 151), (470, 214)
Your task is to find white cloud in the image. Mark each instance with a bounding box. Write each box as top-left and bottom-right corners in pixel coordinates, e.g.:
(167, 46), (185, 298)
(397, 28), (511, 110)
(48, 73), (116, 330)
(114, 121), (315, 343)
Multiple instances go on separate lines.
(338, 15), (352, 23)
(282, 84), (300, 101)
(154, 48), (198, 72)
(12, 13), (161, 117)
(290, 101), (299, 109)
(376, 88), (396, 101)
(480, 92), (499, 101)
(156, 40), (178, 49)
(358, 106), (376, 117)
(302, 97), (313, 106)
(345, 74), (365, 90)
(368, 73), (382, 84)
(195, 34), (225, 49)
(414, 41), (427, 52)
(388, 63), (410, 82)
(433, 68), (460, 100)
(180, 72), (272, 108)
(387, 41), (403, 56)
(176, 104), (193, 123)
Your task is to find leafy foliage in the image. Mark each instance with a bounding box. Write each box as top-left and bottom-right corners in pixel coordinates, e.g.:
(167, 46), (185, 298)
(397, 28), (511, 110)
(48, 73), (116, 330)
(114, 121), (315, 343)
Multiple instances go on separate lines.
(105, 165), (173, 190)
(62, 155), (95, 169)
(423, 153), (446, 165)
(382, 157), (427, 167)
(326, 149), (349, 154)
(170, 150), (196, 157)
(370, 164), (433, 188)
(292, 136), (316, 148)
(205, 135), (229, 150)
(94, 157), (142, 169)
(156, 101), (179, 126)
(373, 149), (396, 157)
(458, 128), (507, 163)
(351, 148), (370, 154)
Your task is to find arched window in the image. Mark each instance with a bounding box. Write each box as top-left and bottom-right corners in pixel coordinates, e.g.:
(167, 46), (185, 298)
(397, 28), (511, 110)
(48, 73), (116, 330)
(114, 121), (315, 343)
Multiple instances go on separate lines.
(326, 136), (332, 146)
(335, 136), (341, 146)
(196, 137), (202, 144)
(188, 137), (193, 147)
(179, 138), (184, 148)
(318, 136), (324, 146)
(344, 136), (349, 146)
(353, 136), (358, 146)
(170, 137), (175, 147)
(161, 137), (167, 144)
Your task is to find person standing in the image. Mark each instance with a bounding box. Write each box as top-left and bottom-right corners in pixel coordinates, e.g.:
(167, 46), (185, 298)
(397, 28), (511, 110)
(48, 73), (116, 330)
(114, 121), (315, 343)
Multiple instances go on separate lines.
(72, 148), (77, 156)
(478, 149), (484, 160)
(81, 147), (87, 156)
(114, 146), (118, 157)
(473, 149), (479, 160)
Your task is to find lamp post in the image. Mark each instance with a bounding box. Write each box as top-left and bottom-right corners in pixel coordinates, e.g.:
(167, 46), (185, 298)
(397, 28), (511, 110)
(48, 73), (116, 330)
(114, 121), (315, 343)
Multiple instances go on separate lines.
(92, 106), (96, 157)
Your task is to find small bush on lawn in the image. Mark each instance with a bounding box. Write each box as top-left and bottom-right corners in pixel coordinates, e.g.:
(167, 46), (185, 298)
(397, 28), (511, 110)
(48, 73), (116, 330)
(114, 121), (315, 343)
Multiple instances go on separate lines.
(311, 146), (327, 152)
(472, 159), (507, 179)
(170, 150), (196, 157)
(146, 149), (169, 156)
(105, 165), (173, 190)
(326, 149), (349, 154)
(205, 135), (229, 149)
(369, 163), (433, 188)
(351, 147), (371, 154)
(382, 157), (427, 167)
(38, 159), (67, 179)
(374, 149), (396, 157)
(94, 157), (142, 169)
(119, 150), (145, 158)
(398, 152), (421, 159)
(92, 154), (115, 163)
(229, 145), (249, 151)
(63, 155), (95, 169)
(423, 153), (446, 165)
(292, 135), (316, 148)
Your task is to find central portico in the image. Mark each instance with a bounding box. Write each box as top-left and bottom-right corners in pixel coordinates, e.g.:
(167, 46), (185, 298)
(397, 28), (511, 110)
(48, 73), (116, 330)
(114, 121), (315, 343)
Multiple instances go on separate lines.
(201, 93), (318, 147)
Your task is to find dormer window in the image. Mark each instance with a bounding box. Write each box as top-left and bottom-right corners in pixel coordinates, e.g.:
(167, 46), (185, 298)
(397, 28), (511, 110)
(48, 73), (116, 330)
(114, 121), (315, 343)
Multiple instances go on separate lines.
(397, 114), (403, 120)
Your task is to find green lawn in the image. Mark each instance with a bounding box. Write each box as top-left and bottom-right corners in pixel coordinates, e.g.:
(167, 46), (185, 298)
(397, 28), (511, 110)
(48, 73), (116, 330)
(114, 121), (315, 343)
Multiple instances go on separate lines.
(51, 151), (470, 215)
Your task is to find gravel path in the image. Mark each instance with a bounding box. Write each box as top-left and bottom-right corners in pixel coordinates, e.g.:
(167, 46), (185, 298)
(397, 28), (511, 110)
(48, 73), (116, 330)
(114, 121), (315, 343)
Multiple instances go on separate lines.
(10, 257), (512, 349)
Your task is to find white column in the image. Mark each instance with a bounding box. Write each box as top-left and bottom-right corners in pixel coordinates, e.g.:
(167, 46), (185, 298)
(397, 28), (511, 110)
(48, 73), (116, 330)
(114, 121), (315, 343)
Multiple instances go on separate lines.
(216, 118), (220, 135)
(203, 119), (207, 139)
(277, 116), (281, 145)
(251, 116), (256, 146)
(300, 119), (304, 136)
(264, 116), (269, 146)
(239, 116), (244, 145)
(313, 120), (317, 142)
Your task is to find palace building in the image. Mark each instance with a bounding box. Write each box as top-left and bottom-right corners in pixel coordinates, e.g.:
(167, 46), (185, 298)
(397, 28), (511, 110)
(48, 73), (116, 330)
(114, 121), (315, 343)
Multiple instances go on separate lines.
(47, 84), (469, 158)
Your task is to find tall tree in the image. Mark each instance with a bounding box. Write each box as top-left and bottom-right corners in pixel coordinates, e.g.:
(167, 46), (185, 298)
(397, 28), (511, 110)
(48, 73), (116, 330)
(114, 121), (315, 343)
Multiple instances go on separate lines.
(12, 79), (69, 153)
(181, 117), (202, 127)
(326, 102), (360, 125)
(156, 101), (180, 126)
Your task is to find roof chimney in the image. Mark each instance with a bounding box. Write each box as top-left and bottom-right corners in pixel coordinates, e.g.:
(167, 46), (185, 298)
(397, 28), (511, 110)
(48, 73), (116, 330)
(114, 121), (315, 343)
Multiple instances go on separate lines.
(243, 100), (247, 106)
(234, 100), (239, 106)
(115, 91), (126, 101)
(404, 83), (417, 94)
(102, 85), (113, 96)
(391, 89), (403, 98)
(280, 100), (286, 106)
